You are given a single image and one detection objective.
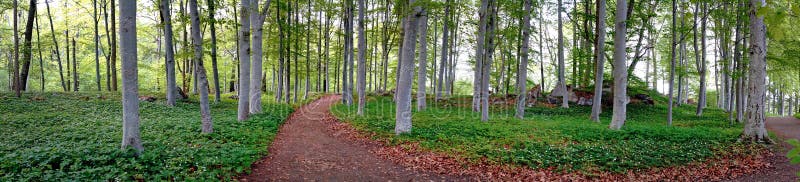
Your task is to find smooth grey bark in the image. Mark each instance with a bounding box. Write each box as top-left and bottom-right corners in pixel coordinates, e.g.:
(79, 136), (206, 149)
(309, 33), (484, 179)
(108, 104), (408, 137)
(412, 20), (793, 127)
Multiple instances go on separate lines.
(415, 12), (429, 111)
(189, 0), (213, 133)
(436, 1), (450, 100)
(160, 0), (178, 106)
(19, 0), (36, 93)
(343, 0), (354, 105)
(667, 0), (677, 126)
(45, 0), (67, 91)
(590, 0), (607, 122)
(695, 3), (708, 116)
(250, 0), (271, 114)
(556, 0), (568, 108)
(237, 0), (252, 121)
(35, 17), (43, 91)
(207, 0), (221, 103)
(481, 1), (496, 121)
(395, 0), (420, 135)
(734, 2), (746, 122)
(357, 0), (367, 115)
(741, 0), (771, 143)
(94, 0), (101, 91)
(515, 0), (532, 119)
(473, 0), (489, 112)
(609, 0), (628, 130)
(119, 0), (143, 154)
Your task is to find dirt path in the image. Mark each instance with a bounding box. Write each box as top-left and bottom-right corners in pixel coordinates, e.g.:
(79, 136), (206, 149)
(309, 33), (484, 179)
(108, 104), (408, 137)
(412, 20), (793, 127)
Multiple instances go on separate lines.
(730, 117), (800, 182)
(239, 95), (470, 181)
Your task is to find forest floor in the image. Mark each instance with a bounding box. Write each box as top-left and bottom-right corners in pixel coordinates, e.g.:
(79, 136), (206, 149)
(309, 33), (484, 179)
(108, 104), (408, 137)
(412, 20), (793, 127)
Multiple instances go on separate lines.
(239, 95), (471, 181)
(730, 117), (800, 181)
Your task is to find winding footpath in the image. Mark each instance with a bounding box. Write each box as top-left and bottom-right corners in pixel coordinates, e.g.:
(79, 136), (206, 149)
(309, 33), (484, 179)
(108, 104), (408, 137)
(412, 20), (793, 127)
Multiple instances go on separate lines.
(240, 95), (800, 181)
(239, 95), (469, 181)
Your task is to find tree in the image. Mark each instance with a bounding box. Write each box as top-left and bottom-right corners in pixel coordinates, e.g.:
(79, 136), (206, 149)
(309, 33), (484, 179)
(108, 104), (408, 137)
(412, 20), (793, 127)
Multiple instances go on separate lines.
(160, 0), (178, 106)
(45, 0), (67, 92)
(249, 0), (272, 114)
(357, 0), (367, 115)
(554, 0), (568, 108)
(207, 0), (222, 103)
(120, 0), (144, 154)
(695, 2), (708, 116)
(110, 0), (117, 91)
(473, 0), (489, 112)
(481, 0), (497, 121)
(415, 10), (429, 111)
(237, 0), (252, 121)
(740, 0), (771, 143)
(667, 0), (677, 126)
(13, 0), (20, 97)
(590, 0), (607, 122)
(189, 0), (214, 133)
(94, 0), (101, 91)
(20, 0), (37, 93)
(516, 0), (532, 119)
(609, 0), (628, 130)
(395, 0), (421, 135)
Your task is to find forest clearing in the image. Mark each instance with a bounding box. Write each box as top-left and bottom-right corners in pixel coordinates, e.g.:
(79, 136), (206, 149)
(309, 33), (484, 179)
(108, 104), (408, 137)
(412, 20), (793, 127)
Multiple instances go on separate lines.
(1, 0), (800, 180)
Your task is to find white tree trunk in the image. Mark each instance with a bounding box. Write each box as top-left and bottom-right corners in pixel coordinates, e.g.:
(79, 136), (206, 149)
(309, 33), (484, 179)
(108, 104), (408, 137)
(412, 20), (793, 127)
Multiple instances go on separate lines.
(416, 13), (429, 111)
(395, 0), (420, 135)
(473, 0), (489, 112)
(237, 0), (252, 121)
(609, 0), (628, 130)
(160, 0), (178, 106)
(741, 0), (771, 143)
(436, 1), (450, 100)
(189, 0), (213, 133)
(515, 0), (532, 119)
(250, 0), (271, 114)
(481, 1), (496, 121)
(119, 0), (143, 153)
(667, 0), (677, 126)
(556, 0), (568, 108)
(357, 0), (367, 115)
(590, 0), (607, 122)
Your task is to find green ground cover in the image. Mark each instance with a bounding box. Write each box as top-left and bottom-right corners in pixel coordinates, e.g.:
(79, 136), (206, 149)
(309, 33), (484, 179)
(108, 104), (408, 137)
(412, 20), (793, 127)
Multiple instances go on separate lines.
(332, 91), (764, 173)
(0, 92), (292, 181)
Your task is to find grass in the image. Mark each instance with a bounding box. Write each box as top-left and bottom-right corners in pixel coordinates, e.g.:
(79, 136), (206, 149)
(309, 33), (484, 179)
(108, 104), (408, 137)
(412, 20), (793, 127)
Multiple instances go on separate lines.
(331, 91), (764, 173)
(0, 92), (293, 181)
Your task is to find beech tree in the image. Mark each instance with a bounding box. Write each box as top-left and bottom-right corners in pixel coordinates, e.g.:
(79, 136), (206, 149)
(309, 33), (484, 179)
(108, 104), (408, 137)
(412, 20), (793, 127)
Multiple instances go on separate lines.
(237, 0), (252, 121)
(357, 0), (367, 115)
(120, 0), (144, 153)
(515, 0), (532, 119)
(160, 0), (179, 106)
(590, 0), (607, 122)
(189, 0), (214, 133)
(741, 0), (771, 143)
(609, 0), (628, 130)
(395, 0), (421, 135)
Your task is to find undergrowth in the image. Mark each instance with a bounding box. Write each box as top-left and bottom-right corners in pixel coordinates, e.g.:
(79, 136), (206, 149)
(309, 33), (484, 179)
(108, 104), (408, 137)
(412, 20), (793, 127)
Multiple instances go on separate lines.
(0, 92), (292, 181)
(331, 91), (763, 173)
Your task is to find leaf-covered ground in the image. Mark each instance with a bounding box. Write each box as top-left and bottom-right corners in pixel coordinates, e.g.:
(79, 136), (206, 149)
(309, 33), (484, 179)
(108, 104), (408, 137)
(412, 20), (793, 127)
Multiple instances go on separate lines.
(0, 92), (292, 181)
(331, 95), (769, 174)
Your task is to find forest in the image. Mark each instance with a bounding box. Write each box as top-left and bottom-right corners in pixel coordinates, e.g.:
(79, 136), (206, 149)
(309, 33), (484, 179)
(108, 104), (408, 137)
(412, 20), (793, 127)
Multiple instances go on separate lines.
(1, 0), (800, 180)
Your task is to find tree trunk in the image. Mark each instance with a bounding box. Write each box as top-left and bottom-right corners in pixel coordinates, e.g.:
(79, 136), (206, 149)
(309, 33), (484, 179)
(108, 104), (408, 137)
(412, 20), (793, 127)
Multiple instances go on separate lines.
(436, 1), (450, 100)
(556, 0), (568, 108)
(357, 0), (368, 115)
(35, 16), (44, 91)
(415, 12), (429, 111)
(695, 2), (708, 116)
(516, 0), (532, 119)
(608, 0), (628, 130)
(207, 0), (221, 103)
(188, 0), (213, 133)
(250, 0), (270, 114)
(342, 0), (354, 105)
(12, 0), (20, 97)
(20, 0), (37, 93)
(237, 0), (252, 121)
(590, 0), (607, 122)
(73, 38), (78, 92)
(481, 1), (497, 121)
(741, 0), (771, 143)
(473, 0), (489, 112)
(160, 0), (178, 106)
(110, 0), (117, 91)
(45, 0), (67, 91)
(94, 0), (101, 91)
(667, 0), (677, 126)
(119, 0), (144, 154)
(395, 0), (420, 134)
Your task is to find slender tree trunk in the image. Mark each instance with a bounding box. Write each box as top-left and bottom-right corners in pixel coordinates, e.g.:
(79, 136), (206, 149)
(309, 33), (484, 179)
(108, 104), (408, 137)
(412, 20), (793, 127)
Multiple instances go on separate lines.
(35, 17), (44, 91)
(188, 0), (213, 133)
(515, 0), (532, 119)
(160, 0), (178, 106)
(473, 0), (489, 112)
(415, 12), (429, 111)
(436, 1), (450, 100)
(237, 0), (252, 121)
(45, 0), (67, 91)
(20, 0), (37, 92)
(357, 0), (368, 115)
(93, 0), (102, 91)
(481, 1), (497, 121)
(667, 0), (677, 126)
(696, 2), (708, 116)
(73, 38), (78, 92)
(207, 0), (221, 103)
(395, 0), (420, 134)
(556, 0), (568, 108)
(12, 0), (20, 97)
(110, 0), (117, 91)
(590, 0), (607, 122)
(741, 0), (770, 143)
(609, 0), (628, 130)
(119, 0), (143, 154)
(250, 0), (270, 114)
